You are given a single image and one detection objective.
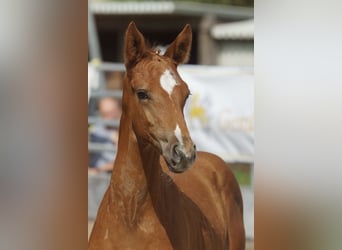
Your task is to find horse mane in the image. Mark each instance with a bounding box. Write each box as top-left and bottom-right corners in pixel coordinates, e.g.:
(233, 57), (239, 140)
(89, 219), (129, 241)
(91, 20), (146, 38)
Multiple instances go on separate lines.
(145, 40), (166, 55)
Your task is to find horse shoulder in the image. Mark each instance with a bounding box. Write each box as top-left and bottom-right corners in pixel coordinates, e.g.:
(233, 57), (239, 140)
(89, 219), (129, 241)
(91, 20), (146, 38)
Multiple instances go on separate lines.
(196, 152), (243, 205)
(168, 151), (242, 229)
(176, 151), (242, 207)
(194, 152), (245, 250)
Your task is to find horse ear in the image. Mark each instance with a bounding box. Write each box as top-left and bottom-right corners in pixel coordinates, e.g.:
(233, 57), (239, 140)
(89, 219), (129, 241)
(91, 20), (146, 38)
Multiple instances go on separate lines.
(164, 24), (192, 64)
(124, 22), (146, 68)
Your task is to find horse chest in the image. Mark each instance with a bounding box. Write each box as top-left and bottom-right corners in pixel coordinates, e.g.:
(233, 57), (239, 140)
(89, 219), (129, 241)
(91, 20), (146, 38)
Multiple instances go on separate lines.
(109, 204), (173, 250)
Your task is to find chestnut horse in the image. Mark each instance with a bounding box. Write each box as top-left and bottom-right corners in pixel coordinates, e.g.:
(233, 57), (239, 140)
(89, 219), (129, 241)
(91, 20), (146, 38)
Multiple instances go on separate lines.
(89, 22), (245, 250)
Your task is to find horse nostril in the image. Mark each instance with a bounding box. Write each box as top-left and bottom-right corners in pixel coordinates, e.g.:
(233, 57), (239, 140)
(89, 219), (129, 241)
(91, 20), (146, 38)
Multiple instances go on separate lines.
(172, 144), (184, 161)
(172, 144), (179, 156)
(171, 143), (196, 166)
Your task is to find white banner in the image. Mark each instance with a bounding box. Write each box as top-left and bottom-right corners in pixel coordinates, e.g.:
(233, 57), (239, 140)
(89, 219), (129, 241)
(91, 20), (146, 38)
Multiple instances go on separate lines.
(179, 65), (254, 163)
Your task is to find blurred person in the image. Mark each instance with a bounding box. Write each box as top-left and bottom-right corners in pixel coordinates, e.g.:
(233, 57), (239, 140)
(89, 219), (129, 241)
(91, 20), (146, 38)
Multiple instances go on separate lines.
(88, 97), (121, 174)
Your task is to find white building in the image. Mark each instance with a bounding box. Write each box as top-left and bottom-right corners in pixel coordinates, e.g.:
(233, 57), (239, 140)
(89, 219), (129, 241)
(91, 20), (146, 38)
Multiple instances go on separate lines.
(211, 19), (254, 66)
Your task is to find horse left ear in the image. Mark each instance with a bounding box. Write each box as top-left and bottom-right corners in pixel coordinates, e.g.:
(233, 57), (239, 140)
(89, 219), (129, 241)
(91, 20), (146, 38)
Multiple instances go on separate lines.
(124, 22), (146, 68)
(164, 24), (192, 64)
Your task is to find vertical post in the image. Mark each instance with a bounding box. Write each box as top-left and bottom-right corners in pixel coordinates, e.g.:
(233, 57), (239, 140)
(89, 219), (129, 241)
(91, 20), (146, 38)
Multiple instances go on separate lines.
(88, 2), (102, 61)
(88, 2), (105, 114)
(198, 15), (217, 65)
(250, 162), (254, 189)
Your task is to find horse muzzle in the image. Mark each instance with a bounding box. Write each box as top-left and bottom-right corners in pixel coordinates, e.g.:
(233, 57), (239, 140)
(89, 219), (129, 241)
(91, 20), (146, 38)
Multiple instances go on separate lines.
(163, 142), (196, 173)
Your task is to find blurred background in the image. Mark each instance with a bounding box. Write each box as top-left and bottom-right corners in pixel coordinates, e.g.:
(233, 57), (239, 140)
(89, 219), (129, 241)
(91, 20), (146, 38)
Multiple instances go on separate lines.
(2, 0), (342, 249)
(87, 0), (254, 249)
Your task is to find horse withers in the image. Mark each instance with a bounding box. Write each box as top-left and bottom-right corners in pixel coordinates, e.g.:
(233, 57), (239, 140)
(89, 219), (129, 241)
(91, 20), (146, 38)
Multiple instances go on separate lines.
(89, 22), (245, 250)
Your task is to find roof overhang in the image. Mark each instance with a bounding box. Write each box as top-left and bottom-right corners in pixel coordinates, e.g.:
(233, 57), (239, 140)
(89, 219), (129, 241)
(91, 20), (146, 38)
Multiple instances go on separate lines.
(90, 1), (253, 20)
(211, 19), (254, 40)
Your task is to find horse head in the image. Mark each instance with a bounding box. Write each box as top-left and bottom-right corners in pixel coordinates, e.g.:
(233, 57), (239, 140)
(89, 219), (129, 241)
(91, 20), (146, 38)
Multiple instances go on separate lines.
(123, 22), (196, 173)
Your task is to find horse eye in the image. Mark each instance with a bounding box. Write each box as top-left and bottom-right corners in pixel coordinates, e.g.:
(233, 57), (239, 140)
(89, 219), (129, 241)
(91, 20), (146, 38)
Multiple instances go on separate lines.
(137, 91), (149, 100)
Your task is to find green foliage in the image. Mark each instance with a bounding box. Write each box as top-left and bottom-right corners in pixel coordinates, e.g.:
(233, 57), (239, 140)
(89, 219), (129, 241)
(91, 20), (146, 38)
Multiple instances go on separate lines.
(232, 169), (251, 186)
(230, 163), (252, 186)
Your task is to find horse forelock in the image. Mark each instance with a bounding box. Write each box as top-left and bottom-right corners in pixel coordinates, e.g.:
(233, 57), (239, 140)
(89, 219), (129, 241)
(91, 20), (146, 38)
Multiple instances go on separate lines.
(127, 52), (176, 82)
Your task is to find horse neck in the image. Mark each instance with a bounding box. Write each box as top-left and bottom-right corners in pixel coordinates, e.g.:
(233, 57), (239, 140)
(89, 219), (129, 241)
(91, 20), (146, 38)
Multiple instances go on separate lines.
(111, 118), (162, 190)
(108, 84), (163, 226)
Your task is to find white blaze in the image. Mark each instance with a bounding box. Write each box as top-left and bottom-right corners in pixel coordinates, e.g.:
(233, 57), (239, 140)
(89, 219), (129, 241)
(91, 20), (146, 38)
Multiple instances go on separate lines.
(160, 70), (178, 96)
(174, 124), (184, 146)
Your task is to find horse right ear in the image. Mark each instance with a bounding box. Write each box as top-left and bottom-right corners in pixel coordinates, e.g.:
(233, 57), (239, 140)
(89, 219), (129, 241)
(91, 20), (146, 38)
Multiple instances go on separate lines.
(164, 24), (192, 64)
(124, 22), (146, 68)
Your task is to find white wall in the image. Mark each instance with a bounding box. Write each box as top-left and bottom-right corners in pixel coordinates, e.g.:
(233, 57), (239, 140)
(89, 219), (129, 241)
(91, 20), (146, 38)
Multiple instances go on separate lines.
(216, 41), (254, 67)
